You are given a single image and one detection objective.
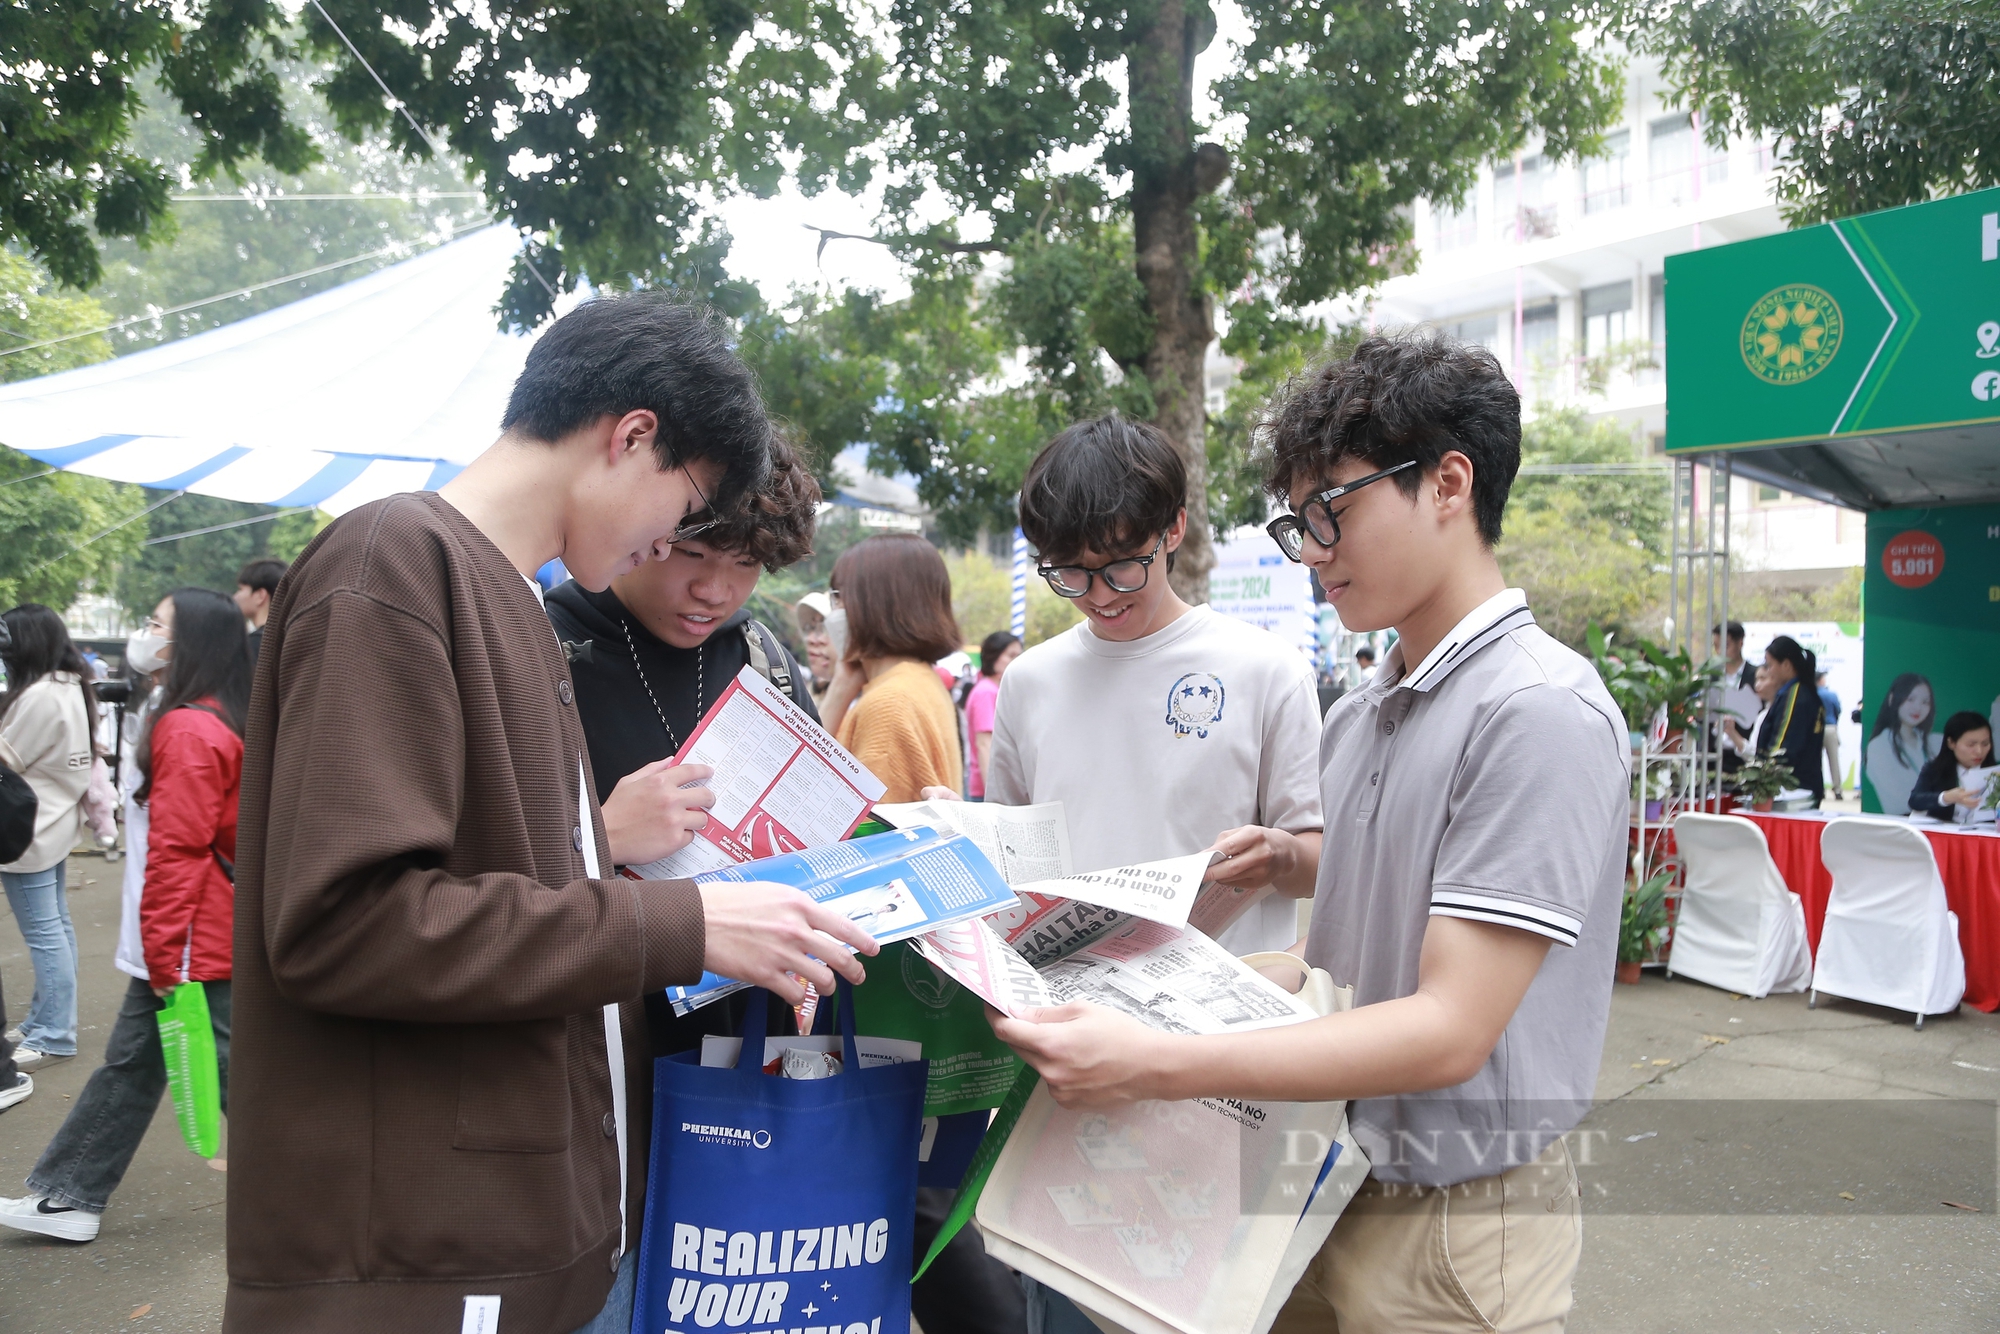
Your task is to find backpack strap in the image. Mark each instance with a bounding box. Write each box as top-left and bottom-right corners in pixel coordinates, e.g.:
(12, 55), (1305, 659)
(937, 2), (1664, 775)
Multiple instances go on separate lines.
(741, 619), (797, 700)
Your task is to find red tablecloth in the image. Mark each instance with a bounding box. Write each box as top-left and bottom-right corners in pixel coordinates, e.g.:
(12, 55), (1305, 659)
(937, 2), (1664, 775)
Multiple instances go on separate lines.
(1740, 812), (2000, 1012)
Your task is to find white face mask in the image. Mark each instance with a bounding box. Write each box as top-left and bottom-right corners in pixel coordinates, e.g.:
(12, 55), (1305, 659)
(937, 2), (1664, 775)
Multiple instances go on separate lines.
(824, 607), (848, 665)
(125, 631), (170, 676)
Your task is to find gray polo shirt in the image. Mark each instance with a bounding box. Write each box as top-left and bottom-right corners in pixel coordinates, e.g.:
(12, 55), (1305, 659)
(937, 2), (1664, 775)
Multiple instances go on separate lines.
(1304, 588), (1628, 1186)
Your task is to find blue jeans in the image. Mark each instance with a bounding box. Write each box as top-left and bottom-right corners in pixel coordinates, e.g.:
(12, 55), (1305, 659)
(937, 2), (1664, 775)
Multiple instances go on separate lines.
(570, 1247), (636, 1334)
(3, 862), (77, 1056)
(29, 977), (231, 1212)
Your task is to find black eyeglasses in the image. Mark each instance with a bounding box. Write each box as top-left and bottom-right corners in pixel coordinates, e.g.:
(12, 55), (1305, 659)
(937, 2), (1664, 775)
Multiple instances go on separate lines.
(1265, 461), (1419, 562)
(1038, 534), (1166, 599)
(668, 460), (721, 545)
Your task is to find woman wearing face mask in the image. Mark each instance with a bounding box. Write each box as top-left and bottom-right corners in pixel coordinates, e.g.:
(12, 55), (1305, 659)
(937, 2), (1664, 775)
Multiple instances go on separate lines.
(794, 591), (836, 710)
(0, 605), (98, 1070)
(1909, 712), (1996, 824)
(0, 588), (248, 1243)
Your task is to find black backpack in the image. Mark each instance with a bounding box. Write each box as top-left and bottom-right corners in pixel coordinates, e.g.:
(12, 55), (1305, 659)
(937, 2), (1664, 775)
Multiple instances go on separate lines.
(0, 763), (37, 865)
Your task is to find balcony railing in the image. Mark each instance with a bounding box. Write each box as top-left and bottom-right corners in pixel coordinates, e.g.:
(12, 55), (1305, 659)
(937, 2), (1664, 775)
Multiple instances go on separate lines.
(1424, 141), (1774, 254)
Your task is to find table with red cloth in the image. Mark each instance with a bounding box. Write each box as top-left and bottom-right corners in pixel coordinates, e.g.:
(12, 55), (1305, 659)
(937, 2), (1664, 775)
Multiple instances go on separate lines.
(1739, 811), (2000, 1012)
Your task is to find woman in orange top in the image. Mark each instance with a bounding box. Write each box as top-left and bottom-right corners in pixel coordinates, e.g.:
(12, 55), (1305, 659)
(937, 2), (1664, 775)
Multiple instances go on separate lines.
(821, 534), (964, 803)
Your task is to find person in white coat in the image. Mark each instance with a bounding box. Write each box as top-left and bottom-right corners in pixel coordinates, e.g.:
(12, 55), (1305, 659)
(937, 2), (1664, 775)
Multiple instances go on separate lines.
(0, 606), (99, 1067)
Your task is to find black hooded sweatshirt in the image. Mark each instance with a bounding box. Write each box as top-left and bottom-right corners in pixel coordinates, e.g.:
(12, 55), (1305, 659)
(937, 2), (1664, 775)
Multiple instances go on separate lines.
(543, 579), (816, 1057)
(544, 579), (818, 804)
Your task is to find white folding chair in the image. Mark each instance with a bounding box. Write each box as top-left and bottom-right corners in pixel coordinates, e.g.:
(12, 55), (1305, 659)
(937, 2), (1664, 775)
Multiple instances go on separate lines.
(1667, 814), (1812, 998)
(1812, 818), (1966, 1028)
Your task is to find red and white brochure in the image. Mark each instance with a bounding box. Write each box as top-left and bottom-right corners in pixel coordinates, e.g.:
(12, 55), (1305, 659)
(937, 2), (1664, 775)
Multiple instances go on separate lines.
(624, 666), (887, 882)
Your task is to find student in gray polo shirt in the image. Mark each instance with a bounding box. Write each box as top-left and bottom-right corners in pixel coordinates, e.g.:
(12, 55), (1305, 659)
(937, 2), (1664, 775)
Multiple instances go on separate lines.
(993, 329), (1628, 1334)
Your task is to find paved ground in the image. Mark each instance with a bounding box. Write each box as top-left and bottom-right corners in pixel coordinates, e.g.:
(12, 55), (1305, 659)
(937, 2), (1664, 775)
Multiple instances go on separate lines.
(1, 851), (1995, 1331)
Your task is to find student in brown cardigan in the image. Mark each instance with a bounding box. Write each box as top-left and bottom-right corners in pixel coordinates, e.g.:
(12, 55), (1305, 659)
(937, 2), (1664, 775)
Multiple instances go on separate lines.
(226, 295), (878, 1334)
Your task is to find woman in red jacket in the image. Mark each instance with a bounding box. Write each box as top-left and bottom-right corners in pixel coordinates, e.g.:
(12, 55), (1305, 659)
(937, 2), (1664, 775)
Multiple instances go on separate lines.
(0, 587), (250, 1243)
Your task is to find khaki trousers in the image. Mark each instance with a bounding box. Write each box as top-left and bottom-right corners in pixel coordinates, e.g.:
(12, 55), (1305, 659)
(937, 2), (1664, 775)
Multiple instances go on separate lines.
(1270, 1136), (1581, 1334)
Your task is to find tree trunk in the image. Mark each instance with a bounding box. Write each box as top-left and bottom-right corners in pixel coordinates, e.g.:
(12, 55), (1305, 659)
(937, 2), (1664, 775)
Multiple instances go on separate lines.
(1128, 0), (1218, 603)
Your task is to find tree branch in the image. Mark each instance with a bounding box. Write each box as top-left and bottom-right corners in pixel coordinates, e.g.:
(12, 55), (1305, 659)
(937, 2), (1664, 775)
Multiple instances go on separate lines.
(804, 224), (1007, 262)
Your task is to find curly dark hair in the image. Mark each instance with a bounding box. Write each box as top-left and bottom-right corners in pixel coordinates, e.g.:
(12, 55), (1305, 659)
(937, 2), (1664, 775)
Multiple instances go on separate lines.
(701, 430), (821, 571)
(1262, 328), (1521, 547)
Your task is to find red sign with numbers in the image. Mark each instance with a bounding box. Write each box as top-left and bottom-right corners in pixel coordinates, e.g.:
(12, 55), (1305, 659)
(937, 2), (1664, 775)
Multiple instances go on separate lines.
(1882, 530), (1944, 589)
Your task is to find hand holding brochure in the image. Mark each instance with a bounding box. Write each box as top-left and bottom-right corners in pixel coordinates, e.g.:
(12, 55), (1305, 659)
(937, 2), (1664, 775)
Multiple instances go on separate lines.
(626, 665), (886, 882)
(661, 828), (1023, 1015)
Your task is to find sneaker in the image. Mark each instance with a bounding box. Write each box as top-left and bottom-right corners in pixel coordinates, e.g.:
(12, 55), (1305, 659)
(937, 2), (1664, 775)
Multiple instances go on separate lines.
(10, 1047), (48, 1071)
(2, 1027), (19, 1044)
(0, 1194), (101, 1242)
(0, 1072), (28, 1112)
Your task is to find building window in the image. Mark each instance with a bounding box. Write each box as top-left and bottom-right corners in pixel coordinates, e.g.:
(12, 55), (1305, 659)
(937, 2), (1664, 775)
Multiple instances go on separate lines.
(1441, 313), (1500, 355)
(1494, 155), (1559, 241)
(1583, 281), (1634, 358)
(1519, 301), (1560, 393)
(1650, 114), (1728, 206)
(1431, 191), (1479, 251)
(1581, 130), (1631, 214)
(1757, 484), (1783, 504)
(1649, 273), (1665, 349)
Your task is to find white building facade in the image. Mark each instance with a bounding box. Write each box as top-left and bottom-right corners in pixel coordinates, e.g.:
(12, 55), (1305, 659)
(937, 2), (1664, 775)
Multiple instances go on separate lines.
(1365, 58), (1863, 574)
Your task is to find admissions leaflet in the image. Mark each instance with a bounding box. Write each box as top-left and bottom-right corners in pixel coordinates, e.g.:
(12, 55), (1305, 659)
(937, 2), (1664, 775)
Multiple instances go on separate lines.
(662, 827), (1022, 1015)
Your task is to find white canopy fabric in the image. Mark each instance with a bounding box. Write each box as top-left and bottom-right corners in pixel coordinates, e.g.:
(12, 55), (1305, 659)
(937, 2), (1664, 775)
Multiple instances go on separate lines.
(0, 225), (532, 515)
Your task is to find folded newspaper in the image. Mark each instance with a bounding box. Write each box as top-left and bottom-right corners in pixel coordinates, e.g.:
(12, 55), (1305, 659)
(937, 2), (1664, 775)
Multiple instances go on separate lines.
(876, 799), (1278, 962)
(657, 827), (1023, 1016)
(914, 915), (1316, 1032)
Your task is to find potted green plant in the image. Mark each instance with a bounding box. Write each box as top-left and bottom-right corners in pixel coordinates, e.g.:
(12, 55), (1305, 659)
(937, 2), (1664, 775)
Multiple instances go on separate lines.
(1617, 870), (1674, 983)
(1729, 752), (1795, 812)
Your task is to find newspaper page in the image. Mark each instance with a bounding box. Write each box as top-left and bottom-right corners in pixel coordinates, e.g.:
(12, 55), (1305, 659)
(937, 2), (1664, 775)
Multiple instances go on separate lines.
(626, 666), (886, 880)
(872, 800), (1074, 883)
(913, 918), (1055, 1018)
(991, 894), (1131, 967)
(1184, 881), (1277, 941)
(1011, 851), (1216, 931)
(1040, 920), (1316, 1034)
(915, 917), (1313, 1035)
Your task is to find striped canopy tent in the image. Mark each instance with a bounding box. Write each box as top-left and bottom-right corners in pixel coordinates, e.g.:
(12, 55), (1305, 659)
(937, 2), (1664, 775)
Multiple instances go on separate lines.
(0, 225), (533, 515)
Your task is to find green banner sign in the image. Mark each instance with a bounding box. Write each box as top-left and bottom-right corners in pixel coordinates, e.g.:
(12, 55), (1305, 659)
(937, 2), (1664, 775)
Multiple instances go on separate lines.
(1667, 186), (2000, 453)
(1859, 504), (2000, 815)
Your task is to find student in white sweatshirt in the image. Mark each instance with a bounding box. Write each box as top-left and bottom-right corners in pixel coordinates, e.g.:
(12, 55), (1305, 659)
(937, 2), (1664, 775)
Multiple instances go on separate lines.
(0, 605), (99, 1067)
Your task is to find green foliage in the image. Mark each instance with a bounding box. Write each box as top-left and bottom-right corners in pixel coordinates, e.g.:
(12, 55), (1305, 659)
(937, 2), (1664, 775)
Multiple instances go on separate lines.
(944, 549), (1082, 649)
(87, 64), (487, 351)
(1500, 495), (1660, 649)
(1729, 750), (1797, 804)
(0, 253), (146, 612)
(0, 1), (312, 290)
(1618, 0), (2000, 224)
(1728, 566), (1863, 623)
(114, 494), (329, 622)
(1512, 409), (1672, 560)
(1619, 869), (1674, 963)
(1586, 625), (1722, 735)
(0, 447), (148, 614)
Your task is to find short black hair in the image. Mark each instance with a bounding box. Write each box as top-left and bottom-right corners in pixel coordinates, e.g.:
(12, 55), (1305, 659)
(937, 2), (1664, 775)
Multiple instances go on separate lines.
(701, 430), (821, 572)
(1355, 645), (1377, 662)
(501, 293), (771, 515)
(1019, 415), (1185, 564)
(237, 557), (287, 594)
(1263, 329), (1520, 547)
(1713, 620), (1746, 642)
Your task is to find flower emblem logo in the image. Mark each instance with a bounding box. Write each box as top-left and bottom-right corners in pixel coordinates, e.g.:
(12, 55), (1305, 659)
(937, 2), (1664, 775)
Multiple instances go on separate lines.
(1740, 285), (1843, 384)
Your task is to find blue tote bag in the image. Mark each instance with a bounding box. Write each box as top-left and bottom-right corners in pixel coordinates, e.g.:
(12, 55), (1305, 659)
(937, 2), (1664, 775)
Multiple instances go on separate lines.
(635, 986), (928, 1334)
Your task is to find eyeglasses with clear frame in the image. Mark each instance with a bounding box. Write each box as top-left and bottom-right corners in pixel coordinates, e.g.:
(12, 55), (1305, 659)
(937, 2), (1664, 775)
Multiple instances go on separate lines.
(1037, 534), (1167, 599)
(1264, 460), (1419, 562)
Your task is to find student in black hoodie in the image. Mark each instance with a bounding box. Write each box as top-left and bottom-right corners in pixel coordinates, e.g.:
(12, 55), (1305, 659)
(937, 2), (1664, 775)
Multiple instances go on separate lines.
(546, 432), (822, 872)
